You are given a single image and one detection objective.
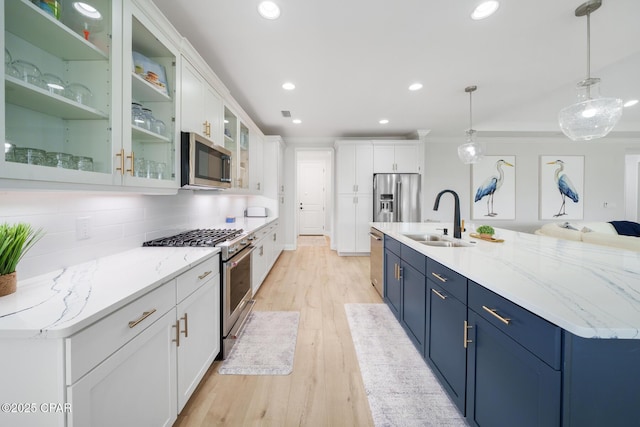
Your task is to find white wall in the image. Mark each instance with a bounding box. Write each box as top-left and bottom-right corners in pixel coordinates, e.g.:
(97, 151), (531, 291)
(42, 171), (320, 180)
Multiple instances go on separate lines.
(0, 191), (248, 280)
(424, 136), (640, 232)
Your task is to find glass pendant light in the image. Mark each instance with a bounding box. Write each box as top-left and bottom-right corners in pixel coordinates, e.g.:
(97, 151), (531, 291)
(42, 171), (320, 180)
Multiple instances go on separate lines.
(457, 85), (485, 164)
(558, 0), (622, 141)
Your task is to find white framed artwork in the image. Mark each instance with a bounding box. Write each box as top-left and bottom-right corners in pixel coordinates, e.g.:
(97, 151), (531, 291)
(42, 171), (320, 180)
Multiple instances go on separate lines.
(540, 155), (584, 220)
(471, 156), (516, 220)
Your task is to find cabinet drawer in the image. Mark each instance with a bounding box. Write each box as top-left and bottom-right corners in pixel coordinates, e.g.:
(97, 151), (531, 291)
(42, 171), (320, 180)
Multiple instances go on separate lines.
(176, 255), (219, 302)
(66, 280), (176, 385)
(426, 258), (467, 304)
(385, 235), (401, 256)
(401, 244), (426, 275)
(468, 281), (561, 369)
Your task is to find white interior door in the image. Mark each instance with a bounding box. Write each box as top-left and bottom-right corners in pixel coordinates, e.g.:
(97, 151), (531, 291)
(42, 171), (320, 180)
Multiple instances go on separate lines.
(298, 161), (325, 235)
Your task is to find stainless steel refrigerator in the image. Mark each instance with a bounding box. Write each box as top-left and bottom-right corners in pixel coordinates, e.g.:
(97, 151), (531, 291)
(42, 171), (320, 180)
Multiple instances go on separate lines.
(373, 173), (421, 222)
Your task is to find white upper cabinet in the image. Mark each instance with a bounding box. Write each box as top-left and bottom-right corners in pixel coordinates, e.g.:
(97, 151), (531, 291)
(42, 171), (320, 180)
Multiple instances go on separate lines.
(250, 129), (263, 193)
(336, 141), (373, 194)
(121, 1), (180, 189)
(2, 0), (117, 186)
(180, 57), (223, 143)
(1, 0), (183, 191)
(372, 142), (421, 173)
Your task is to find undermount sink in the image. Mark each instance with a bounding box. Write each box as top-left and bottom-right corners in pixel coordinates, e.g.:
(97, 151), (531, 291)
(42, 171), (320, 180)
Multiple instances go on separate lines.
(420, 240), (474, 248)
(402, 233), (474, 248)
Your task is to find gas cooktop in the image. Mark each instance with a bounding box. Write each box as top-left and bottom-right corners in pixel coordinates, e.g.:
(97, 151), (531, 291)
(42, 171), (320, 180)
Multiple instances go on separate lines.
(142, 229), (244, 247)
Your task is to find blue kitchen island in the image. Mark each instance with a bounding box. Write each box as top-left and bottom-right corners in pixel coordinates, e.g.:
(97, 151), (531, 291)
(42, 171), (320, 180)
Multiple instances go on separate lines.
(373, 222), (640, 427)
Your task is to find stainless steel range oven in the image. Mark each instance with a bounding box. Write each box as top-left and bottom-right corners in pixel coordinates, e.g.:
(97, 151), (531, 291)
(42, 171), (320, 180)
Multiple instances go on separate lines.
(218, 235), (255, 358)
(143, 228), (255, 359)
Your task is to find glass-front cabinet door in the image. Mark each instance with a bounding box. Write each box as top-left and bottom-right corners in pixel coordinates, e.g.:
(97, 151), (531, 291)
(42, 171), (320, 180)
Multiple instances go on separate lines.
(223, 105), (250, 190)
(238, 122), (249, 190)
(223, 106), (237, 187)
(122, 2), (178, 189)
(2, 0), (116, 185)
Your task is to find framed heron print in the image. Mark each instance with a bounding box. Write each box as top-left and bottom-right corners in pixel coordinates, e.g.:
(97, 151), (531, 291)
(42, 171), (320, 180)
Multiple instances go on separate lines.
(540, 155), (584, 220)
(471, 155), (516, 220)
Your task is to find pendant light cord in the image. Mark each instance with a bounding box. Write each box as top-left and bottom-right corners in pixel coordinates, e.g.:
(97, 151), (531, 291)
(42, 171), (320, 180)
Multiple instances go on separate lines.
(586, 10), (591, 98)
(469, 90), (473, 130)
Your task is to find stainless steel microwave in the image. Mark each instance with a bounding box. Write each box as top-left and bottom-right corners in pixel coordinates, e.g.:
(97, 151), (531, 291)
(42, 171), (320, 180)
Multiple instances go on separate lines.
(180, 132), (232, 189)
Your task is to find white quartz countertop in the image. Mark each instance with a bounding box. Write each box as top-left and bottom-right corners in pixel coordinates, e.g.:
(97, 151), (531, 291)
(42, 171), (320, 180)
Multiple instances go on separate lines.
(0, 247), (219, 339)
(372, 222), (640, 340)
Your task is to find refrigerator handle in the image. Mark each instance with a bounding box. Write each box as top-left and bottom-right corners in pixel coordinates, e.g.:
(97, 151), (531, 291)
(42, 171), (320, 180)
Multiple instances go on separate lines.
(396, 180), (402, 222)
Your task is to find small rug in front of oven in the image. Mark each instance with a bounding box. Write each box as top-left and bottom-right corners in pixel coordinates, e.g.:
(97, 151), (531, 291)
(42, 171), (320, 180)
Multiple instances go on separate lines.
(218, 311), (300, 375)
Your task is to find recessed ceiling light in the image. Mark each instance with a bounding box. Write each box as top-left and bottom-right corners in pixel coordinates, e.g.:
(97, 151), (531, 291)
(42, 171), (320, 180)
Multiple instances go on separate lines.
(73, 2), (102, 19)
(471, 1), (499, 20)
(408, 83), (423, 91)
(282, 82), (295, 90)
(292, 119), (302, 124)
(379, 119), (389, 124)
(624, 99), (639, 107)
(258, 1), (280, 20)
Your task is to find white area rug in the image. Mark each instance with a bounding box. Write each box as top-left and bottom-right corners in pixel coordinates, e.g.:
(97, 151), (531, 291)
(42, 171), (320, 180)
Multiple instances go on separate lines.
(218, 311), (300, 375)
(345, 303), (468, 427)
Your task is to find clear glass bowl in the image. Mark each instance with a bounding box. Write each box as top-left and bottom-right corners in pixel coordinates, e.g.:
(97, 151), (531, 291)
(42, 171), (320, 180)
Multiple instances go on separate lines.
(141, 108), (154, 131)
(152, 118), (166, 136)
(64, 82), (93, 106)
(45, 152), (74, 169)
(12, 60), (42, 86)
(73, 156), (94, 171)
(14, 147), (46, 165)
(42, 73), (65, 95)
(5, 141), (16, 162)
(5, 48), (11, 66)
(131, 102), (146, 127)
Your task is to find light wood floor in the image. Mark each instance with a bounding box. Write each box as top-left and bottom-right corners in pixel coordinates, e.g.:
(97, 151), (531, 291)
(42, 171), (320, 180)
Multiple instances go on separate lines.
(174, 236), (382, 427)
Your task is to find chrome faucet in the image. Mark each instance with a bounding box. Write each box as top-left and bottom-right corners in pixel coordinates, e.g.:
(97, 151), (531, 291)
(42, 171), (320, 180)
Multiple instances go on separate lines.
(433, 189), (461, 239)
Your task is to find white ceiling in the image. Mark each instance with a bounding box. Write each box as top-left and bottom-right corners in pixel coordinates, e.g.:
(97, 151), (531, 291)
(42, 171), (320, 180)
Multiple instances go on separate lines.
(151, 0), (640, 140)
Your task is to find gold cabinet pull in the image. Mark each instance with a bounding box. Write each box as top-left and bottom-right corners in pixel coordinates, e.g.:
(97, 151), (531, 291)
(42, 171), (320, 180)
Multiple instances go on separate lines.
(431, 288), (447, 300)
(172, 320), (181, 347)
(126, 151), (135, 176)
(206, 121), (211, 137)
(180, 313), (188, 338)
(116, 148), (125, 175)
(482, 305), (511, 325)
(464, 320), (473, 348)
(202, 121), (208, 136)
(198, 270), (212, 280)
(128, 308), (157, 328)
(431, 272), (447, 283)
(397, 266), (403, 280)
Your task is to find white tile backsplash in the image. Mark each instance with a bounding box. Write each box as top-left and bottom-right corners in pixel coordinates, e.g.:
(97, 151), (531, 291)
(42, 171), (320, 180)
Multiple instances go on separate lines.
(0, 190), (249, 280)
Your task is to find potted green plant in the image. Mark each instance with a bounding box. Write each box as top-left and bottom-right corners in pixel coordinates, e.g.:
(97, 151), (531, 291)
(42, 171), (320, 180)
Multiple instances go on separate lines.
(476, 225), (495, 239)
(0, 223), (44, 297)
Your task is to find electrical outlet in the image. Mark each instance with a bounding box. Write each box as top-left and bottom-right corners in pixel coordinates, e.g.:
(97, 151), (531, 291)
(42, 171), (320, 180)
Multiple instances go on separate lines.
(76, 217), (91, 240)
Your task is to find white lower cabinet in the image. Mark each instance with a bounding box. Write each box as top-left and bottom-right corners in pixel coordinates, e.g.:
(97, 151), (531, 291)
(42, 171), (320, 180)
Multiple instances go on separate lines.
(68, 308), (178, 427)
(62, 254), (220, 427)
(176, 278), (220, 411)
(251, 221), (281, 296)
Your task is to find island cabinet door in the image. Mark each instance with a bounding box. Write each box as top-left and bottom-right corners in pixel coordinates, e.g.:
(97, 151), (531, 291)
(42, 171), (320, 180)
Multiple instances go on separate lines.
(465, 310), (561, 427)
(384, 248), (402, 319)
(400, 260), (426, 354)
(426, 280), (467, 413)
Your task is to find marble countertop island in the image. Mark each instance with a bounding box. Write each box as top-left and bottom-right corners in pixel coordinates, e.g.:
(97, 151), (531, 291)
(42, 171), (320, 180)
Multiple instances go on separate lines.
(0, 247), (219, 339)
(372, 222), (640, 340)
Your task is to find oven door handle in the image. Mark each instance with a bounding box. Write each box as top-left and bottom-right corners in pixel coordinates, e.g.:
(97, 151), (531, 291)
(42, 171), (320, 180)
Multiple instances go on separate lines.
(228, 246), (254, 269)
